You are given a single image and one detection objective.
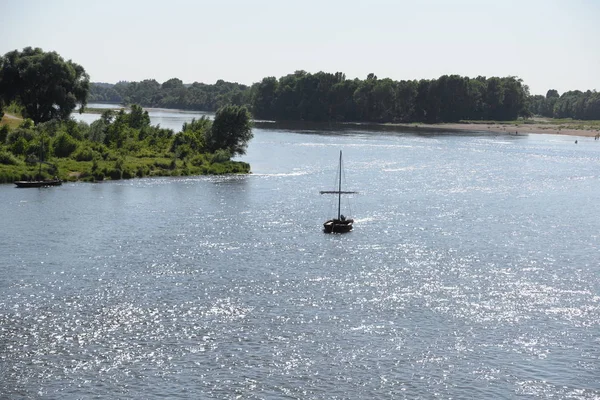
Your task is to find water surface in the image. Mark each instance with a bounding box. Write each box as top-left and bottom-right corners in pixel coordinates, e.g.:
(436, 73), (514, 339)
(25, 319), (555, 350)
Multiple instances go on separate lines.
(74, 103), (213, 132)
(1, 126), (599, 399)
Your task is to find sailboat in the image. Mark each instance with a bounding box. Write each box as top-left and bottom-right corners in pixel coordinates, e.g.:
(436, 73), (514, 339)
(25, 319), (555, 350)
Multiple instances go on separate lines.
(320, 150), (356, 233)
(14, 178), (62, 188)
(14, 137), (62, 188)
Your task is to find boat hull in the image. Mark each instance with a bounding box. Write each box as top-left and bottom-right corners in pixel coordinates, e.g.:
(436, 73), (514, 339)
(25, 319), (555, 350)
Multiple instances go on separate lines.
(323, 219), (353, 233)
(14, 179), (62, 188)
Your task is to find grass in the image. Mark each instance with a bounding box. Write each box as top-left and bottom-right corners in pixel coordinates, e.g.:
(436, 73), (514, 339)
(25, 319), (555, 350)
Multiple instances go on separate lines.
(1, 114), (23, 129)
(0, 154), (251, 184)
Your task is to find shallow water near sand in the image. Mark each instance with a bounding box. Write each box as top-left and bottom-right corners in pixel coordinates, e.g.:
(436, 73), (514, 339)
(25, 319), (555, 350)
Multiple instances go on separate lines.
(1, 124), (599, 398)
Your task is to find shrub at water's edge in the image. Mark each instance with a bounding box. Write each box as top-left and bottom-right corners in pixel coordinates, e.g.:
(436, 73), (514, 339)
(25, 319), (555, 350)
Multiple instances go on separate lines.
(0, 104), (253, 184)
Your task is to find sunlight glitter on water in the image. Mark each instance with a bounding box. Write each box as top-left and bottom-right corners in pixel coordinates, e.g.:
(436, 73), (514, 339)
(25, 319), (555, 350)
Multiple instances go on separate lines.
(3, 128), (600, 398)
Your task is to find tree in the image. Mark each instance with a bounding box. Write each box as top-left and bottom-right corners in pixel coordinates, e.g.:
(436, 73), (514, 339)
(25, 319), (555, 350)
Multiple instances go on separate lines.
(127, 104), (150, 129)
(171, 116), (211, 155)
(250, 77), (278, 120)
(0, 47), (90, 124)
(485, 77), (504, 120)
(205, 105), (253, 156)
(500, 77), (527, 120)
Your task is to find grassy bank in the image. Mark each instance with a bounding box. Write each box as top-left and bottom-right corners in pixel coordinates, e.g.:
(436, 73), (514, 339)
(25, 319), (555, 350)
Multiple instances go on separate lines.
(0, 154), (250, 184)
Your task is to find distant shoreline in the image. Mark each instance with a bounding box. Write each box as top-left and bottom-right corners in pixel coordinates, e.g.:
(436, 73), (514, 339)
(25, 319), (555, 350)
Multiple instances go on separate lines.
(5, 110), (600, 138)
(386, 121), (600, 138)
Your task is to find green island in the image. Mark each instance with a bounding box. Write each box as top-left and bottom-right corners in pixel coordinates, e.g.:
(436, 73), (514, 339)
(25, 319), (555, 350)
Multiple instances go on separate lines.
(0, 48), (252, 184)
(2, 46), (600, 184)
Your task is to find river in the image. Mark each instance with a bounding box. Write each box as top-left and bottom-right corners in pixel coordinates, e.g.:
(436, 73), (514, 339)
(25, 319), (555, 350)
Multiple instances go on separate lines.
(73, 103), (214, 132)
(1, 112), (600, 398)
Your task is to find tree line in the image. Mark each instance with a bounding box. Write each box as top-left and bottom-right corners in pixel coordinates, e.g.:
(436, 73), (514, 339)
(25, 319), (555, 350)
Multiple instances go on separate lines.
(529, 89), (600, 120)
(3, 46), (599, 127)
(89, 79), (250, 111)
(91, 71), (599, 123)
(90, 72), (530, 123)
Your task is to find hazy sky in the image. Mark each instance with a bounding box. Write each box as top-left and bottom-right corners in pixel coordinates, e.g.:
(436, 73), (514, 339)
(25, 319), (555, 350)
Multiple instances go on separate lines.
(1, 0), (598, 95)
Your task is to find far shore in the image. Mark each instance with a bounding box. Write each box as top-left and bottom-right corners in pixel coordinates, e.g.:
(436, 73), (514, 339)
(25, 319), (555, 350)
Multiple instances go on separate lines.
(3, 111), (600, 138)
(384, 120), (600, 138)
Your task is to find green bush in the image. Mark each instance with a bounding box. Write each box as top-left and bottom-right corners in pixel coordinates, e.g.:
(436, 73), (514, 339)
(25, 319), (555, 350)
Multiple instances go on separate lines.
(0, 125), (9, 143)
(123, 139), (142, 153)
(10, 137), (28, 155)
(190, 154), (208, 166)
(175, 143), (192, 159)
(114, 157), (125, 171)
(72, 145), (96, 161)
(19, 119), (34, 129)
(108, 168), (122, 180)
(154, 160), (171, 169)
(135, 148), (159, 158)
(0, 150), (20, 165)
(0, 170), (21, 183)
(122, 169), (134, 179)
(53, 133), (78, 157)
(6, 128), (35, 144)
(209, 163), (228, 174)
(136, 165), (149, 177)
(210, 149), (231, 163)
(93, 171), (105, 181)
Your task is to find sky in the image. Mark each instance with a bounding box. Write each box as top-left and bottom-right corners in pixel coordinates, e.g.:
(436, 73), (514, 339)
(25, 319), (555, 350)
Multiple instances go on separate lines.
(1, 0), (598, 95)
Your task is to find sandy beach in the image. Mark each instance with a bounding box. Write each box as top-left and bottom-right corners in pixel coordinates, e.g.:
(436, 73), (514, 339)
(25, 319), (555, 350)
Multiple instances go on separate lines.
(393, 121), (600, 138)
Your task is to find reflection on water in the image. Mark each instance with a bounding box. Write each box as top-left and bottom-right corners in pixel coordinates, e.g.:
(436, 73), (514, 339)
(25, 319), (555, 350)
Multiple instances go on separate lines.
(1, 127), (600, 398)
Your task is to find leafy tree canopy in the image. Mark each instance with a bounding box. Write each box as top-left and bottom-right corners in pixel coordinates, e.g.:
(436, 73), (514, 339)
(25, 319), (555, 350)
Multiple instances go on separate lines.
(87, 71), (598, 123)
(0, 47), (90, 124)
(205, 105), (253, 156)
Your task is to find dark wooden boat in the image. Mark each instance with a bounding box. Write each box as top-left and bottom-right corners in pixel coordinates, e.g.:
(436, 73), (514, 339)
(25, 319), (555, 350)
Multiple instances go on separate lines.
(14, 136), (62, 188)
(320, 150), (357, 233)
(323, 216), (354, 233)
(14, 179), (62, 188)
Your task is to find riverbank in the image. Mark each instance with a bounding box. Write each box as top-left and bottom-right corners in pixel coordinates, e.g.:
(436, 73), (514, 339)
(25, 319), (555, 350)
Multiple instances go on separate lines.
(390, 119), (600, 137)
(0, 156), (251, 184)
(4, 110), (600, 138)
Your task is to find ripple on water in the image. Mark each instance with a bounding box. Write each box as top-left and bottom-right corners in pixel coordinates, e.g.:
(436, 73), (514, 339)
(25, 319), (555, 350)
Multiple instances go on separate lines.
(2, 130), (600, 398)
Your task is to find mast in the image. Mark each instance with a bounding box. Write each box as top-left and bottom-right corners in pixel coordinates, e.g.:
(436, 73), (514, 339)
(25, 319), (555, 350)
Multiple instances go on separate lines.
(319, 150), (357, 218)
(337, 150), (342, 220)
(39, 137), (44, 178)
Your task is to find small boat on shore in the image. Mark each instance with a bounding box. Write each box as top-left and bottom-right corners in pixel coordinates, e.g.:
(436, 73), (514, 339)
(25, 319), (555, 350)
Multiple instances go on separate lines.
(14, 179), (62, 188)
(320, 150), (357, 233)
(13, 138), (62, 188)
